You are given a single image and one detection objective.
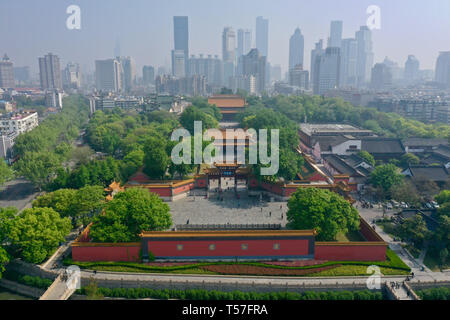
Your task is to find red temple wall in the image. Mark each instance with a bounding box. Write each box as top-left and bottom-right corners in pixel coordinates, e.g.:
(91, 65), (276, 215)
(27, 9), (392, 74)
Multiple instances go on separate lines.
(315, 244), (386, 261)
(72, 245), (141, 262)
(148, 239), (310, 257)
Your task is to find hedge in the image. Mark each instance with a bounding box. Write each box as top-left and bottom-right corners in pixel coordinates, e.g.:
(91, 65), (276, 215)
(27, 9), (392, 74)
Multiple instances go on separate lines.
(417, 287), (450, 300)
(66, 248), (410, 273)
(76, 287), (385, 300)
(2, 270), (53, 289)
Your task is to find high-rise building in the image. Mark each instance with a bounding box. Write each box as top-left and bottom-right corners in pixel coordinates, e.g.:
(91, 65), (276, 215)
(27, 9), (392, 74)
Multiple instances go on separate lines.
(271, 65), (282, 82)
(0, 54), (15, 88)
(241, 48), (266, 94)
(256, 16), (269, 58)
(95, 58), (122, 92)
(171, 50), (186, 78)
(355, 26), (374, 87)
(313, 47), (340, 95)
(371, 63), (392, 90)
(38, 53), (62, 90)
(188, 54), (223, 88)
(289, 64), (309, 90)
(173, 16), (189, 75)
(237, 29), (252, 58)
(382, 57), (403, 81)
(118, 56), (136, 92)
(340, 38), (358, 87)
(14, 66), (30, 85)
(142, 66), (155, 85)
(222, 27), (236, 88)
(435, 51), (450, 87)
(310, 40), (324, 85)
(328, 21), (343, 48)
(404, 55), (420, 82)
(289, 28), (304, 70)
(222, 27), (236, 63)
(62, 62), (81, 89)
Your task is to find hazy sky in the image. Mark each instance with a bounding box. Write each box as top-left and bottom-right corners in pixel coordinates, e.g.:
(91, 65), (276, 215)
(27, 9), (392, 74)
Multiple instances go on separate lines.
(1, 0), (450, 77)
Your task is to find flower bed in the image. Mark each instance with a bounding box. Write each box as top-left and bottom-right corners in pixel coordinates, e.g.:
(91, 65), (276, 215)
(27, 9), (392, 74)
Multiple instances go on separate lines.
(200, 264), (340, 276)
(262, 260), (328, 267)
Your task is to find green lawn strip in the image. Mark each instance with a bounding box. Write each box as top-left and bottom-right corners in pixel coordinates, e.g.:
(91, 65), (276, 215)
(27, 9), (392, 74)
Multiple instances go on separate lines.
(1, 270), (53, 289)
(309, 265), (409, 277)
(65, 248), (410, 274)
(77, 287), (385, 300)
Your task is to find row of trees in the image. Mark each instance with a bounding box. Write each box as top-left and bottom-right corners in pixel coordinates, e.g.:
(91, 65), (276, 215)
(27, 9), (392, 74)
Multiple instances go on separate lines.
(250, 95), (450, 140)
(32, 186), (105, 227)
(12, 95), (90, 190)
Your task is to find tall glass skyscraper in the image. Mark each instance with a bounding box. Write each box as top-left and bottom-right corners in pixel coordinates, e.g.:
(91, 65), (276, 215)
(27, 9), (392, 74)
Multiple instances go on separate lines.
(237, 29), (252, 58)
(328, 21), (343, 48)
(289, 28), (304, 70)
(173, 16), (189, 76)
(256, 16), (268, 58)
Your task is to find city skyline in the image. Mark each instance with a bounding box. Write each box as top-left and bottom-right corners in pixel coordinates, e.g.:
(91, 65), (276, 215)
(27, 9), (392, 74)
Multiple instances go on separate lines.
(1, 0), (450, 77)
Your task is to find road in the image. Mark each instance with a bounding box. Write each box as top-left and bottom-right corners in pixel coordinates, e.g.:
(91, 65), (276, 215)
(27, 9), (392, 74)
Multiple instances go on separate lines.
(0, 178), (40, 213)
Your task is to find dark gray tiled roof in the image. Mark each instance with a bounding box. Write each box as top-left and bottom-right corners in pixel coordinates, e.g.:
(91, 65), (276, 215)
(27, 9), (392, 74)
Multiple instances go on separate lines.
(361, 138), (405, 154)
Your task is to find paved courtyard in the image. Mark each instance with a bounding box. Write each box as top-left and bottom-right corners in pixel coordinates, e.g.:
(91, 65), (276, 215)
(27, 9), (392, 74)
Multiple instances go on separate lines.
(168, 191), (289, 227)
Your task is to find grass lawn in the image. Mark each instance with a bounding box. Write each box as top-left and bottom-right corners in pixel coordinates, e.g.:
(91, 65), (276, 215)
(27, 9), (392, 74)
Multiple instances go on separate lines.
(310, 265), (409, 277)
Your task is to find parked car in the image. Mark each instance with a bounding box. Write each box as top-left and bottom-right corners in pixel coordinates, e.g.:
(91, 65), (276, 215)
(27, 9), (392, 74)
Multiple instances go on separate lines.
(431, 201), (440, 209)
(425, 202), (433, 209)
(386, 203), (393, 210)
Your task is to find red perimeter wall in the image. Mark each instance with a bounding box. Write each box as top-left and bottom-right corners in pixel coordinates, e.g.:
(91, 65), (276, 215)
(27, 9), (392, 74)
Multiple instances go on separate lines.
(148, 239), (310, 258)
(72, 244), (140, 262)
(315, 244), (386, 261)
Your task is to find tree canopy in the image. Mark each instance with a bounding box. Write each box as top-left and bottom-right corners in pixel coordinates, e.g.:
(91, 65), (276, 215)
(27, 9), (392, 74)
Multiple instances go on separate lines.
(6, 207), (71, 264)
(33, 185), (105, 227)
(89, 188), (172, 243)
(287, 188), (360, 241)
(369, 164), (404, 193)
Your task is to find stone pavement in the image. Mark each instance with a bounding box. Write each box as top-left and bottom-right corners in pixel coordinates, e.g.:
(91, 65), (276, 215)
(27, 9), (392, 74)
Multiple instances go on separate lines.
(169, 192), (288, 227)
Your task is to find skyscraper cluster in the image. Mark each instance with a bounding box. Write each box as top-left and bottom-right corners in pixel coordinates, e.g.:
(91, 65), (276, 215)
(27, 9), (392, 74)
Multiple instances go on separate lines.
(310, 22), (374, 95)
(163, 15), (270, 95)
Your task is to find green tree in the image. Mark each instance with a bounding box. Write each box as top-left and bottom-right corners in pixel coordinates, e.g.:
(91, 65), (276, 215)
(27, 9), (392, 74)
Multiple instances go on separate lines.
(398, 215), (429, 247)
(72, 185), (105, 226)
(85, 278), (104, 300)
(143, 137), (170, 179)
(7, 207), (71, 263)
(89, 188), (172, 243)
(287, 188), (360, 241)
(14, 152), (60, 190)
(0, 158), (13, 186)
(369, 164), (404, 194)
(400, 153), (420, 167)
(179, 106), (218, 134)
(356, 151), (375, 166)
(390, 181), (421, 207)
(435, 190), (450, 206)
(33, 186), (104, 227)
(0, 246), (8, 279)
